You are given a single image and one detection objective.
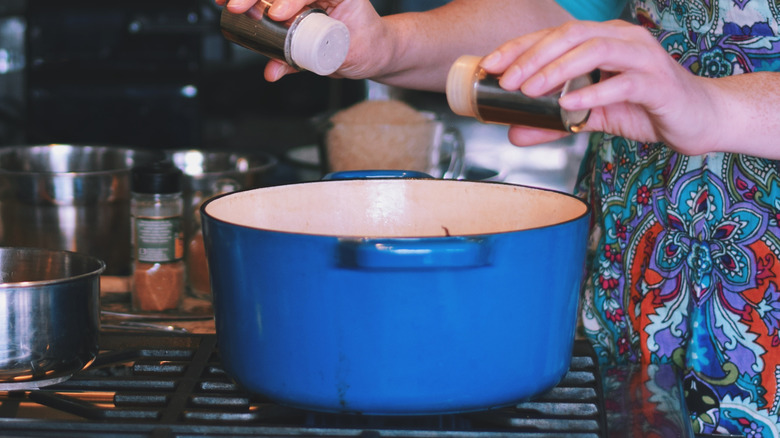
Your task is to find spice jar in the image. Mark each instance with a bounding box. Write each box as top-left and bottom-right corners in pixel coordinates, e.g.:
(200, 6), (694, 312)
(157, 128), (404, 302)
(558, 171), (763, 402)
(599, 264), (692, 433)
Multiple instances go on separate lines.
(446, 55), (596, 132)
(186, 226), (210, 299)
(130, 161), (185, 312)
(220, 1), (350, 76)
(186, 180), (240, 300)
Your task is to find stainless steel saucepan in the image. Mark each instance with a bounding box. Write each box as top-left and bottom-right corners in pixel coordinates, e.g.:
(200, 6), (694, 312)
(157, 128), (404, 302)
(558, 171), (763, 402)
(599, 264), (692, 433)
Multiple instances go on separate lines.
(0, 247), (104, 390)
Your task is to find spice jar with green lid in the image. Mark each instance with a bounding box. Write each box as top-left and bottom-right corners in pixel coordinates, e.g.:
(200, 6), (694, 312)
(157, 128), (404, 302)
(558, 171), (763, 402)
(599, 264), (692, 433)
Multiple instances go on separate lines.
(130, 160), (185, 312)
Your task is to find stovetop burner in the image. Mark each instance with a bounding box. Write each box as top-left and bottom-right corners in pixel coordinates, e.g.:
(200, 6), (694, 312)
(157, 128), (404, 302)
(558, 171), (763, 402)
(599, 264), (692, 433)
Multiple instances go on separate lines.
(0, 332), (607, 437)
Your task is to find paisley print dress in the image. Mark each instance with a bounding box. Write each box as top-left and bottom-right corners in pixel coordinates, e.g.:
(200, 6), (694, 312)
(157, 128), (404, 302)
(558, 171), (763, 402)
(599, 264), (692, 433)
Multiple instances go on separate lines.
(577, 0), (780, 434)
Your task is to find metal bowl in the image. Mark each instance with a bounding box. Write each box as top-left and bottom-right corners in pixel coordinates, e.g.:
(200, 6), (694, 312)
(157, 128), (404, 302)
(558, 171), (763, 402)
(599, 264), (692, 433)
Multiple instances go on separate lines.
(167, 149), (277, 235)
(0, 247), (105, 390)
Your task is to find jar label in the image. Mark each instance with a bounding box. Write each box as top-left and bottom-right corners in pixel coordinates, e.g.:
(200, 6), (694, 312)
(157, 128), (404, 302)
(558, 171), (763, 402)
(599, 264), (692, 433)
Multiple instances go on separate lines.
(134, 217), (184, 263)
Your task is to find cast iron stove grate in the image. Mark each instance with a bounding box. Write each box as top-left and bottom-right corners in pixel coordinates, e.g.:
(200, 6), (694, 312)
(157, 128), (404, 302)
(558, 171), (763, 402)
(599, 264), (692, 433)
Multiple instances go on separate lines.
(0, 333), (606, 438)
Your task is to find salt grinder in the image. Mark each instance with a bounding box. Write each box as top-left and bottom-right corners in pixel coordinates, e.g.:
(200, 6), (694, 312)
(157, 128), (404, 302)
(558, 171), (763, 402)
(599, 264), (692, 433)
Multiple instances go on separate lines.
(220, 1), (350, 76)
(446, 55), (596, 132)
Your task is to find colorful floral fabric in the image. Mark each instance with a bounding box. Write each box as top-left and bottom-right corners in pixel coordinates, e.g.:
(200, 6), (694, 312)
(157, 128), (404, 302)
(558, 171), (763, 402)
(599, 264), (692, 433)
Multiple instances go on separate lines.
(577, 0), (780, 435)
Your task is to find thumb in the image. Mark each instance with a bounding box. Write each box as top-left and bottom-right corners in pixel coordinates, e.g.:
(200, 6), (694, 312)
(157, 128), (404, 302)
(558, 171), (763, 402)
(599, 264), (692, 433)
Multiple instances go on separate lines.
(264, 59), (299, 82)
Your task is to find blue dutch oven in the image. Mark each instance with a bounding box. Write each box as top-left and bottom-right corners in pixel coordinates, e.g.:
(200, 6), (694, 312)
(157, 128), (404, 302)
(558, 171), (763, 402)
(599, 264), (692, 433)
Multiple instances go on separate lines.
(200, 171), (590, 415)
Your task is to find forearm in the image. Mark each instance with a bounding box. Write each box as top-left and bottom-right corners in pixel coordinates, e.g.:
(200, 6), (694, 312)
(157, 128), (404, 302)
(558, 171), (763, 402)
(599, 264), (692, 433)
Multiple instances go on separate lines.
(372, 0), (573, 91)
(708, 72), (780, 159)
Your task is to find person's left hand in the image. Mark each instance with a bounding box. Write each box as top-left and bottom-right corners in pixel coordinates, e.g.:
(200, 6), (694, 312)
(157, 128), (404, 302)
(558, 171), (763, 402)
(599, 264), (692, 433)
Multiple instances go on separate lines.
(480, 19), (718, 155)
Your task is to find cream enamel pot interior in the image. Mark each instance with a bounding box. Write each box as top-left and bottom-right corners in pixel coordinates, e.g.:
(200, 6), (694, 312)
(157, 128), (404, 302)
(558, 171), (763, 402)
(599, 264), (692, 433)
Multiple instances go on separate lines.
(201, 174), (590, 415)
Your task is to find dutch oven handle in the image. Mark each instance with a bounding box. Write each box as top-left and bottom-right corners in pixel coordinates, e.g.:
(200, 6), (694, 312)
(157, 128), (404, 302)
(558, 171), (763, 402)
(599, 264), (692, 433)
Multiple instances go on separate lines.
(338, 238), (492, 270)
(328, 170), (490, 269)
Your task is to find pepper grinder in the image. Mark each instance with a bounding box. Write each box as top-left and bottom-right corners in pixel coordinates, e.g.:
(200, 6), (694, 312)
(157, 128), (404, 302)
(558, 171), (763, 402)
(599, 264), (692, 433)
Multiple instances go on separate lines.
(220, 1), (350, 76)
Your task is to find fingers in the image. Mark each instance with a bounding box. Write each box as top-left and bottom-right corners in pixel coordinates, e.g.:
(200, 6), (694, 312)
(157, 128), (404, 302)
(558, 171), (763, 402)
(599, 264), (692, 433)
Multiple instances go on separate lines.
(218, 0), (313, 20)
(479, 29), (549, 74)
(556, 41), (688, 114)
(481, 20), (658, 97)
(507, 125), (569, 147)
(517, 22), (641, 94)
(223, 0), (260, 14)
(264, 59), (300, 81)
(560, 71), (641, 112)
(268, 0), (315, 21)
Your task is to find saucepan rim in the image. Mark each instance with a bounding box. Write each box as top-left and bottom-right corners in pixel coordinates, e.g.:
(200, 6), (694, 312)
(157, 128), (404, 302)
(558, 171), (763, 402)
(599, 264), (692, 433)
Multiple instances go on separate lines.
(0, 246), (106, 289)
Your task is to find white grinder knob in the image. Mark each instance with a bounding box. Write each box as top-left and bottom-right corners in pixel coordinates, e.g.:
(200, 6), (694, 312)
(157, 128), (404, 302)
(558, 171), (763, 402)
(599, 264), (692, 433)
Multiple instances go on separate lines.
(290, 12), (350, 76)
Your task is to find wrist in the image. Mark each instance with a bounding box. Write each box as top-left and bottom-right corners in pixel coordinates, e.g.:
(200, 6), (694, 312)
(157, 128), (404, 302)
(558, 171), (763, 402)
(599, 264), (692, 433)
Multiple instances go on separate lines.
(368, 12), (452, 91)
(707, 74), (771, 157)
(368, 14), (412, 82)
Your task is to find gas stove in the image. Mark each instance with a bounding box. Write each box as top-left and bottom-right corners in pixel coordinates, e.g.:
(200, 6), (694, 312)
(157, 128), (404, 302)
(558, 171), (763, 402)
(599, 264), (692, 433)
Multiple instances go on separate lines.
(0, 332), (612, 437)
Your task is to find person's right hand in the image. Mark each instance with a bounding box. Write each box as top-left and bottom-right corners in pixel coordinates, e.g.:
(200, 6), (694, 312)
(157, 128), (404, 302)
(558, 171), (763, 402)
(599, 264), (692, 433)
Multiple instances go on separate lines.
(479, 20), (725, 155)
(215, 0), (389, 82)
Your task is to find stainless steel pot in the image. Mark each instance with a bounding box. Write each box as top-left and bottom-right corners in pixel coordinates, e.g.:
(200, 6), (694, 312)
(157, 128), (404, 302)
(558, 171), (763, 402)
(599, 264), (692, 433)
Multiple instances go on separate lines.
(0, 144), (161, 276)
(0, 247), (105, 390)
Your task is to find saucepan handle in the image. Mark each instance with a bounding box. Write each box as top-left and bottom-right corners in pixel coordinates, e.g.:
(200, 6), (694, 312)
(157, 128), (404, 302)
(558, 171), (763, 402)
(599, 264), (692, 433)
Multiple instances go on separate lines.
(338, 237), (492, 270)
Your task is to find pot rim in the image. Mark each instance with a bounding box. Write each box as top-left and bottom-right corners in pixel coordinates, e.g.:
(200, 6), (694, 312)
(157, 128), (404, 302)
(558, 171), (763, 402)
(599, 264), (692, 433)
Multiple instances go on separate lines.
(201, 177), (591, 238)
(0, 247), (106, 288)
(0, 144), (160, 176)
(166, 149), (278, 179)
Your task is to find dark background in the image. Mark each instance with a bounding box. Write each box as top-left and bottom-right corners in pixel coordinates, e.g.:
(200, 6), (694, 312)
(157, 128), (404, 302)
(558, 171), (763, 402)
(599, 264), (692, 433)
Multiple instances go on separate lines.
(0, 0), (450, 156)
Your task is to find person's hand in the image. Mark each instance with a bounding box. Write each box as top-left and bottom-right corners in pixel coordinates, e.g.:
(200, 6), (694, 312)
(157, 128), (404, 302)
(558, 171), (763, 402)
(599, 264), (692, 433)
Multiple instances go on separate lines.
(215, 0), (389, 82)
(480, 19), (718, 155)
